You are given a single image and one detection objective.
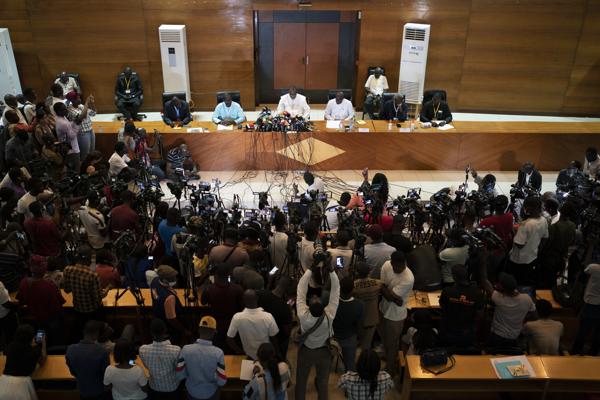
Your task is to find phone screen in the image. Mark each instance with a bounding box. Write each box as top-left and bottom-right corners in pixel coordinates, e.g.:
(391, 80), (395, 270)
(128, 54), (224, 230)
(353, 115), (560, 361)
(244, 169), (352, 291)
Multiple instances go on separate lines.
(336, 256), (344, 269)
(358, 191), (364, 196)
(227, 276), (231, 283)
(269, 266), (279, 276)
(35, 330), (45, 344)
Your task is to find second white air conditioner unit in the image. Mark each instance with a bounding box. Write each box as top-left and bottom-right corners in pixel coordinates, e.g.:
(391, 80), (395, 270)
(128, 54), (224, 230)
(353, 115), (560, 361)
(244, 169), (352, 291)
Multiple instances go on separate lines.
(398, 23), (430, 104)
(158, 25), (190, 101)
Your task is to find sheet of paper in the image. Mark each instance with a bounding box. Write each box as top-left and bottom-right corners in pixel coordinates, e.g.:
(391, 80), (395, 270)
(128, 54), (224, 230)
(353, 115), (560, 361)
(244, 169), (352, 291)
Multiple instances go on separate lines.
(326, 120), (342, 129)
(186, 127), (204, 133)
(437, 124), (455, 131)
(240, 359), (255, 381)
(427, 293), (440, 307)
(399, 128), (411, 133)
(356, 120), (367, 125)
(217, 124), (234, 131)
(358, 128), (370, 133)
(172, 126), (182, 130)
(491, 356), (536, 379)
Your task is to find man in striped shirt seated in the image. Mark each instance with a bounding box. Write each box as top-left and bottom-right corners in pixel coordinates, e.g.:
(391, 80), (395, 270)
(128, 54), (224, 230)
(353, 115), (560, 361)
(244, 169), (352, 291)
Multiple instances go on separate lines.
(177, 316), (226, 400)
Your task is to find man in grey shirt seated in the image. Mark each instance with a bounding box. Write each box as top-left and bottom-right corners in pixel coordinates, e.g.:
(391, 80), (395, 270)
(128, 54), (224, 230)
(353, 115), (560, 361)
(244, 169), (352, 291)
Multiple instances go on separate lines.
(522, 299), (563, 355)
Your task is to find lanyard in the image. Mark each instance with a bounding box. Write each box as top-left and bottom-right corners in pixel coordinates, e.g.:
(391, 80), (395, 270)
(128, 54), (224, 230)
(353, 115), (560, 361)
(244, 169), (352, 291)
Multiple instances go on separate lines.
(393, 102), (401, 115)
(433, 103), (440, 117)
(124, 77), (132, 90)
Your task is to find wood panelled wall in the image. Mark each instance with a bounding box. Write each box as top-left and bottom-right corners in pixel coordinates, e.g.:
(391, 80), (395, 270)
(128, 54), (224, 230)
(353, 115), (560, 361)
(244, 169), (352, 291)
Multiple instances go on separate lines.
(2, 0), (600, 115)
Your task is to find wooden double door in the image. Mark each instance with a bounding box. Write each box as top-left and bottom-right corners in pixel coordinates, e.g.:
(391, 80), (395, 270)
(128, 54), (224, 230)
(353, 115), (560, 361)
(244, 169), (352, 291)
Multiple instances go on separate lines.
(255, 10), (359, 104)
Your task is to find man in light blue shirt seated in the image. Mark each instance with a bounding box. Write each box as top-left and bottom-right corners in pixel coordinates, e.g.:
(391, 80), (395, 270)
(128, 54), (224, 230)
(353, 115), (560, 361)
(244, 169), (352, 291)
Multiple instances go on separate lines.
(212, 93), (246, 125)
(177, 316), (227, 400)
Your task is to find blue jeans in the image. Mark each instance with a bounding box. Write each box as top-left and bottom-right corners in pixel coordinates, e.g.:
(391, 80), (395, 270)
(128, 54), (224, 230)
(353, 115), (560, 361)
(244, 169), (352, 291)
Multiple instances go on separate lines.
(78, 130), (95, 161)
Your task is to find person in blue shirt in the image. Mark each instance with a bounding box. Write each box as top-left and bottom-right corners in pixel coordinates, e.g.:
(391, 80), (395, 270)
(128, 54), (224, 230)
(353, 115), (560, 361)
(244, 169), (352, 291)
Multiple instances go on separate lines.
(158, 207), (185, 257)
(212, 93), (246, 125)
(125, 243), (153, 288)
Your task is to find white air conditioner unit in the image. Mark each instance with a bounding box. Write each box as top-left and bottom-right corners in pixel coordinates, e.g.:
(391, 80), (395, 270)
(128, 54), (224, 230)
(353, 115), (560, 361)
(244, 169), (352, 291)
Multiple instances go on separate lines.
(398, 23), (430, 104)
(158, 25), (190, 100)
(0, 28), (22, 97)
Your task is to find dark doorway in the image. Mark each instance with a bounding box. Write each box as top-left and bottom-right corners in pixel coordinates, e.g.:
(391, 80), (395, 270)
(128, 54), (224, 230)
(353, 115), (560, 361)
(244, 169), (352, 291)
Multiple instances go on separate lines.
(254, 10), (360, 104)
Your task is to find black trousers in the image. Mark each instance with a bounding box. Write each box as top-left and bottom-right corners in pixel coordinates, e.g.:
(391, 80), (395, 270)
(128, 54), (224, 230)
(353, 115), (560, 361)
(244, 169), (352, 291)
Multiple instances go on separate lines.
(0, 311), (18, 351)
(116, 97), (142, 119)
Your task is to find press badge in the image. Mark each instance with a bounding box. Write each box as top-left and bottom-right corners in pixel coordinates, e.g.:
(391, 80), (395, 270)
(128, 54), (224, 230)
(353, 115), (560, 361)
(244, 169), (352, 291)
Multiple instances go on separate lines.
(125, 89), (131, 94)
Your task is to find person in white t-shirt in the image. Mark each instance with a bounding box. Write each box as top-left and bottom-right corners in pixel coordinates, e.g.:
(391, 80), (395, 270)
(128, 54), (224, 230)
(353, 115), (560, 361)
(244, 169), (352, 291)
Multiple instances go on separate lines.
(226, 289), (279, 360)
(109, 142), (130, 177)
(77, 191), (108, 250)
(379, 251), (414, 377)
(103, 339), (148, 400)
(363, 68), (389, 118)
(508, 196), (548, 285)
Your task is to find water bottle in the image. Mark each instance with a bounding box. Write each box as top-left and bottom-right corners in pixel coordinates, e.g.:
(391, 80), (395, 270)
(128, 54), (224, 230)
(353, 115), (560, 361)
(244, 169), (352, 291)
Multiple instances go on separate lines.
(410, 120), (415, 133)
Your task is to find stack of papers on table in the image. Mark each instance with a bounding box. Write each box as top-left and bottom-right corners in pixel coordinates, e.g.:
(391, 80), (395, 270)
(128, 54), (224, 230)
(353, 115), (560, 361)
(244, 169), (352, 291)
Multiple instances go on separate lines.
(326, 120), (342, 129)
(437, 124), (455, 131)
(217, 124), (234, 131)
(491, 356), (536, 379)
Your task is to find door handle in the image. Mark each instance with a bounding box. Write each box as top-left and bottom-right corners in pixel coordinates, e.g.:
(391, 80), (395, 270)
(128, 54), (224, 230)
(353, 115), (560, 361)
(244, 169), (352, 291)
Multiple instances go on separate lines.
(306, 55), (309, 65)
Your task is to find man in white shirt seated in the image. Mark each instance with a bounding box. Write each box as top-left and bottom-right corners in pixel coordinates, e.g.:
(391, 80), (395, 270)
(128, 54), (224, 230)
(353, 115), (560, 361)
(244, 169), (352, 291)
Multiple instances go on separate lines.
(324, 91), (355, 121)
(212, 93), (246, 126)
(363, 67), (389, 119)
(108, 141), (130, 177)
(54, 72), (80, 95)
(277, 86), (310, 119)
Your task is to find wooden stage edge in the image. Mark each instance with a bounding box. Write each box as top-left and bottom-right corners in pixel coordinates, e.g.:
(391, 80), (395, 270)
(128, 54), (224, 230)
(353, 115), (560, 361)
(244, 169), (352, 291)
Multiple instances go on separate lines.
(93, 120), (600, 172)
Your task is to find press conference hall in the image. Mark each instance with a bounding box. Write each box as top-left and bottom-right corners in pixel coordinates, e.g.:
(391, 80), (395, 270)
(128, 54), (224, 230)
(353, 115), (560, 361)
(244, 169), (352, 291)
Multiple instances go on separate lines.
(1, 1), (600, 400)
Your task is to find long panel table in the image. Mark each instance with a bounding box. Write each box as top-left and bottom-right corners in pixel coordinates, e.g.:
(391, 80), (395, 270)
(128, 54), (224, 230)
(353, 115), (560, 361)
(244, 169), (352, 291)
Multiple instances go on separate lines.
(93, 120), (600, 171)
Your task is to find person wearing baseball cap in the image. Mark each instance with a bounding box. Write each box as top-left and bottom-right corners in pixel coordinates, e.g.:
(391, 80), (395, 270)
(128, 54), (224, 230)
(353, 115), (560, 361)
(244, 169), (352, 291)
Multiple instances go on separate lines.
(177, 315), (227, 399)
(150, 265), (188, 345)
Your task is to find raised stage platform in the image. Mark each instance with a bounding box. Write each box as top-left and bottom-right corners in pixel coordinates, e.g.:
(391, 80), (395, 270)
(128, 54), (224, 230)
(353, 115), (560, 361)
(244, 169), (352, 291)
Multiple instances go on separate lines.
(93, 120), (600, 171)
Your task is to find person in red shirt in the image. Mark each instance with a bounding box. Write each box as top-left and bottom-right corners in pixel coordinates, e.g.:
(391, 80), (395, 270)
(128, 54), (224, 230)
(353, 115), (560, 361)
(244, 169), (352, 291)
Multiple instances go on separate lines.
(479, 195), (514, 281)
(95, 249), (121, 290)
(23, 201), (62, 257)
(109, 190), (140, 240)
(17, 256), (65, 345)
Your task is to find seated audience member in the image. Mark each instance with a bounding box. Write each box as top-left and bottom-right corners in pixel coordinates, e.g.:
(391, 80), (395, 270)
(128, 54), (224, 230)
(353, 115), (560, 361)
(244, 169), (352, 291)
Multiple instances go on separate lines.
(516, 161), (542, 192)
(1, 94), (26, 126)
(66, 91), (96, 161)
(177, 316), (227, 400)
(584, 146), (600, 178)
(483, 272), (536, 351)
(403, 309), (439, 355)
(522, 299), (563, 355)
(338, 349), (394, 400)
(66, 320), (110, 400)
(23, 201), (62, 257)
(150, 265), (188, 344)
(78, 191), (109, 250)
(439, 264), (484, 348)
(115, 66), (144, 120)
(103, 338), (149, 400)
(380, 93), (408, 122)
(379, 251), (414, 378)
(0, 324), (47, 400)
(363, 68), (389, 119)
(353, 262), (382, 350)
(364, 224), (396, 279)
(571, 246), (600, 355)
(324, 91), (355, 121)
(109, 141), (130, 177)
(95, 249), (121, 290)
(420, 92), (452, 125)
(17, 256), (65, 344)
(201, 263), (244, 351)
(54, 102), (81, 173)
(158, 207), (185, 257)
(438, 227), (469, 286)
(110, 190), (140, 240)
(295, 257), (340, 400)
(333, 276), (364, 372)
(208, 227), (249, 272)
(232, 250), (265, 291)
(212, 93), (246, 125)
(227, 289), (279, 360)
(243, 342), (290, 400)
(139, 319), (182, 399)
(163, 96), (192, 127)
(55, 71), (81, 95)
(507, 196), (548, 285)
(166, 143), (197, 179)
(258, 277), (293, 360)
(277, 86), (310, 118)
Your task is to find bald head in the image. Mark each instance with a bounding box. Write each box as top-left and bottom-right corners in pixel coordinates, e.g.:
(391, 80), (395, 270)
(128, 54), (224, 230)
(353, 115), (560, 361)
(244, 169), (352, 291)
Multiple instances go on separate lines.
(243, 289), (258, 309)
(4, 94), (17, 108)
(124, 66), (132, 78)
(335, 91), (344, 104)
(224, 93), (232, 107)
(289, 86), (297, 99)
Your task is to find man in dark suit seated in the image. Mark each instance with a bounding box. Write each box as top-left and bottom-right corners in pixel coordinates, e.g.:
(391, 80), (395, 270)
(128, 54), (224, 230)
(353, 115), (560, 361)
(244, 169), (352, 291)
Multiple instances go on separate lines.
(162, 96), (192, 127)
(420, 92), (452, 126)
(114, 66), (143, 120)
(516, 162), (542, 192)
(380, 94), (408, 122)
